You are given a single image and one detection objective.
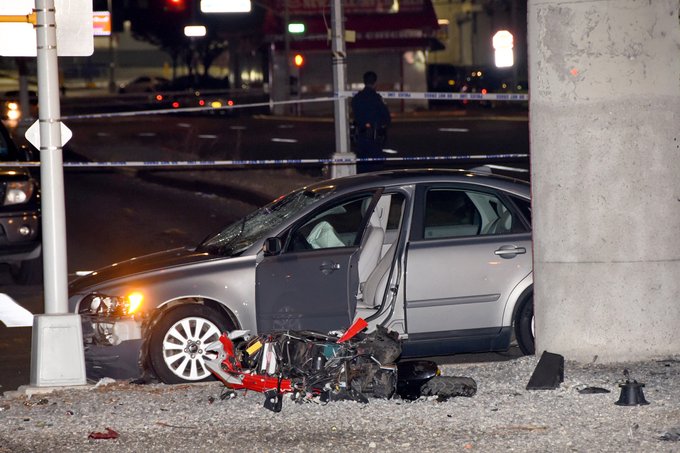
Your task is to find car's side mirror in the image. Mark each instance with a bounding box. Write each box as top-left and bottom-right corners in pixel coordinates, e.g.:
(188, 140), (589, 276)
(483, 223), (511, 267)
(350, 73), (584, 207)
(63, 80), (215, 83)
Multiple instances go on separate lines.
(263, 237), (282, 255)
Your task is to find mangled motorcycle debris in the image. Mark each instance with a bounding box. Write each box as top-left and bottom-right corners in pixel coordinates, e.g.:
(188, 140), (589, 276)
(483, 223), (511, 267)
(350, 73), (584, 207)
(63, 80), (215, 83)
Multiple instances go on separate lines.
(205, 319), (477, 412)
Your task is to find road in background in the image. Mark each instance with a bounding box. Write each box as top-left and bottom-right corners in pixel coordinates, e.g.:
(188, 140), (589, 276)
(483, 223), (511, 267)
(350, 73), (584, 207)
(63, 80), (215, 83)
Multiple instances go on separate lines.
(62, 111), (529, 174)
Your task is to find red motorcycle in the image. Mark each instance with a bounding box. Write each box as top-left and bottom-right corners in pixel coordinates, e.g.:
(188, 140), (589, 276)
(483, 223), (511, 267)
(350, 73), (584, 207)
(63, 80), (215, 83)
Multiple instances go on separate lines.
(206, 319), (477, 412)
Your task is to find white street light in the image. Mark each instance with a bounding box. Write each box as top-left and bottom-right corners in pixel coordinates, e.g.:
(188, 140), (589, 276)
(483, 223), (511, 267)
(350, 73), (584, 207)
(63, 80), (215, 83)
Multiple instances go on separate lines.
(201, 0), (251, 13)
(493, 30), (514, 68)
(184, 25), (207, 37)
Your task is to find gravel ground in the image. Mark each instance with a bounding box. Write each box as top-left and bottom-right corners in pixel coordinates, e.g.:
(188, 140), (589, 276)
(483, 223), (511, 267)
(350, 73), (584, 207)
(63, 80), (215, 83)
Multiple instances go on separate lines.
(1, 355), (679, 452)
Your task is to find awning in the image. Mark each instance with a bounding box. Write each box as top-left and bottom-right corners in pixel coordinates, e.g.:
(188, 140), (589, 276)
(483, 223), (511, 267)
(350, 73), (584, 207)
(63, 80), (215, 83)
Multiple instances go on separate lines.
(263, 0), (443, 52)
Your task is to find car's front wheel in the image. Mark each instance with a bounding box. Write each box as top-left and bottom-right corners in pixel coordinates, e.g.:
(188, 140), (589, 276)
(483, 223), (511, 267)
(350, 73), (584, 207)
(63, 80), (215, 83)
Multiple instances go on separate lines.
(149, 304), (233, 384)
(515, 296), (535, 355)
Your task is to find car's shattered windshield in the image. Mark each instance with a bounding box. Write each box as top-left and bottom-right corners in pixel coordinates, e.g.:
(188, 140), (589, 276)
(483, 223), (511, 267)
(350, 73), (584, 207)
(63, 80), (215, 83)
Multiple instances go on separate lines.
(198, 185), (336, 256)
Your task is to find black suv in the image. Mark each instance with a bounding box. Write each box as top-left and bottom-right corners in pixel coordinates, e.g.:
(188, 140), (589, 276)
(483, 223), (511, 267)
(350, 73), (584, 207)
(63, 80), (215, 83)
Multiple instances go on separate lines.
(0, 121), (41, 284)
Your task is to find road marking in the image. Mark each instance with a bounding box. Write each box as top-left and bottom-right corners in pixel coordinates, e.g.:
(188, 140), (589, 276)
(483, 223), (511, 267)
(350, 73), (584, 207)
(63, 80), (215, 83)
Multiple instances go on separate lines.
(96, 132), (111, 137)
(271, 138), (298, 143)
(438, 127), (469, 132)
(383, 149), (399, 154)
(0, 293), (33, 327)
(177, 123), (192, 128)
(230, 125), (247, 130)
(137, 132), (157, 137)
(198, 134), (218, 139)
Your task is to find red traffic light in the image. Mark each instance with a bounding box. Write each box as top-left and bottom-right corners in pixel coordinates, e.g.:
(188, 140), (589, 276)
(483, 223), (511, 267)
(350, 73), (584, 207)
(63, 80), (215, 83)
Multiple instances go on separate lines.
(293, 54), (304, 67)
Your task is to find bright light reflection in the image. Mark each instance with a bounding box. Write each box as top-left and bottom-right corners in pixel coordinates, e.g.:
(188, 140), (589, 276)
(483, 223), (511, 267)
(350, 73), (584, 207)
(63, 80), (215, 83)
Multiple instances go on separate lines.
(127, 292), (144, 314)
(184, 25), (207, 37)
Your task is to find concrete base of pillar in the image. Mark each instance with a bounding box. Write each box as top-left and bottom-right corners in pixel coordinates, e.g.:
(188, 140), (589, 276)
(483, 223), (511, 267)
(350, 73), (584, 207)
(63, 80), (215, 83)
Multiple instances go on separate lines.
(30, 314), (86, 387)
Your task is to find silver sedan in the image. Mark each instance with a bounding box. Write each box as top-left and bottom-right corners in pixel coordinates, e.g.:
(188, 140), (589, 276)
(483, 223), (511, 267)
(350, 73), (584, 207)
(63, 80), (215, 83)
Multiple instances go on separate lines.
(69, 169), (534, 384)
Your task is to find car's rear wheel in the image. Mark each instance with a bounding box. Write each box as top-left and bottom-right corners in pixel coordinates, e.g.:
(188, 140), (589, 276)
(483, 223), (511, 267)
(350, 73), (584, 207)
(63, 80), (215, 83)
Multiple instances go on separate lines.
(515, 296), (535, 355)
(149, 304), (233, 384)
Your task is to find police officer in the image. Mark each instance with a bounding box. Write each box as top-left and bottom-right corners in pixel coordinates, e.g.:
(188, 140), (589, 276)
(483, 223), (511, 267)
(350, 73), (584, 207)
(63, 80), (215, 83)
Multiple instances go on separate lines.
(351, 71), (391, 173)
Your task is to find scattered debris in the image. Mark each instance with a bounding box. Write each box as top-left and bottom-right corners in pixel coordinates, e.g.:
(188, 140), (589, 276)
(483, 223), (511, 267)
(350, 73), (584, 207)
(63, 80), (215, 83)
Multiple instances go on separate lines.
(526, 351), (564, 390)
(577, 387), (611, 394)
(88, 428), (119, 440)
(23, 398), (48, 407)
(615, 370), (649, 406)
(93, 377), (117, 389)
(659, 427), (680, 442)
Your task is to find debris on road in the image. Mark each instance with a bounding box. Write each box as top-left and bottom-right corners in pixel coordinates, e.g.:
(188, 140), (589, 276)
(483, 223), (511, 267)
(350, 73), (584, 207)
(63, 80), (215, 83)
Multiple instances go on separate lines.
(88, 427), (119, 440)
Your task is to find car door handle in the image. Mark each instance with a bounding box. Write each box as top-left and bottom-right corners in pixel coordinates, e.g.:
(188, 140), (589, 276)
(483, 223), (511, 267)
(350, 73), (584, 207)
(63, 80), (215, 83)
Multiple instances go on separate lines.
(319, 261), (341, 275)
(494, 246), (527, 257)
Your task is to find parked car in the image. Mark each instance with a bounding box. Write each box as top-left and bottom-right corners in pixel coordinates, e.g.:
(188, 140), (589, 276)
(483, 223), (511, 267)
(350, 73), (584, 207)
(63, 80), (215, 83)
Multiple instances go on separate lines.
(118, 76), (169, 94)
(69, 169), (534, 384)
(0, 121), (41, 284)
(1, 90), (38, 123)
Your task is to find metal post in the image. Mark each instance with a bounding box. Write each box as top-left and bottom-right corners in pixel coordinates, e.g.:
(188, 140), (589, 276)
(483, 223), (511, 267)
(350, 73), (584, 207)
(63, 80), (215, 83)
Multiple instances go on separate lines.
(17, 58), (32, 125)
(30, 0), (86, 387)
(107, 0), (116, 93)
(283, 0), (291, 115)
(330, 0), (355, 177)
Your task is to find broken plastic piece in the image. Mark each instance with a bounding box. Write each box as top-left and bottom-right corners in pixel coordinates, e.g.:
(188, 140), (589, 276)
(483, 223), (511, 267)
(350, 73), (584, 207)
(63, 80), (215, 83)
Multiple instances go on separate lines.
(337, 318), (368, 343)
(578, 386), (610, 394)
(263, 389), (283, 412)
(526, 351), (564, 390)
(88, 427), (119, 440)
(615, 380), (649, 406)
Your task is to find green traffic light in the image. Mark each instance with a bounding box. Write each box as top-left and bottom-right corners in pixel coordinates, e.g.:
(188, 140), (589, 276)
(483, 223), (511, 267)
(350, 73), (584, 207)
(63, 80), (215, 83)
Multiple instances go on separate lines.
(288, 23), (305, 34)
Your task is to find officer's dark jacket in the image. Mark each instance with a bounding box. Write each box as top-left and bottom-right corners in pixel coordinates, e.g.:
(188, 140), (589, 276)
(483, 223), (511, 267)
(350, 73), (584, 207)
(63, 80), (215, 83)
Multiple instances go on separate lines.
(351, 87), (391, 130)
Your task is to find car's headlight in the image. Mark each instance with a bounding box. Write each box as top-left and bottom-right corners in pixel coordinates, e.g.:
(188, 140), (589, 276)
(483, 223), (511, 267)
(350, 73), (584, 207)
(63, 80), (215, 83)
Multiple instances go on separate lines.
(79, 292), (144, 318)
(4, 181), (35, 205)
(5, 102), (21, 121)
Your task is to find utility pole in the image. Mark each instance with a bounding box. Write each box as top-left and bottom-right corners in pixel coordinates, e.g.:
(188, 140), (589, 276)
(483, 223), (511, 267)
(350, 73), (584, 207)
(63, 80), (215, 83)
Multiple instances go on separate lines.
(330, 0), (354, 177)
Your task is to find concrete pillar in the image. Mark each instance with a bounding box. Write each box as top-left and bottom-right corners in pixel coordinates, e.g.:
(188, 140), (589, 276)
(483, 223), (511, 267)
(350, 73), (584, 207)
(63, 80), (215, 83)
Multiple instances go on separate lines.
(528, 0), (680, 362)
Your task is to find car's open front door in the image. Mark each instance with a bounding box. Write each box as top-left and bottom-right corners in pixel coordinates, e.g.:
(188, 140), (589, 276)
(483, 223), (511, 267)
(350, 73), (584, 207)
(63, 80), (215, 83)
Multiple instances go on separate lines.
(255, 192), (378, 333)
(255, 247), (357, 332)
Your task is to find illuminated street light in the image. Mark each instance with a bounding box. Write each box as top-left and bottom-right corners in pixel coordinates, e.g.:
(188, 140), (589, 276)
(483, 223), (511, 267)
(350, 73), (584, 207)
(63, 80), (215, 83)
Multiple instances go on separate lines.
(201, 0), (251, 13)
(493, 30), (514, 68)
(184, 25), (207, 37)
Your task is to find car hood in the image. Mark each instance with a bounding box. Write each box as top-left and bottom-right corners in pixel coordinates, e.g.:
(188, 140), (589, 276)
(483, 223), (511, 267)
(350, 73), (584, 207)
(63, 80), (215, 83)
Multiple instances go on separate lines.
(68, 247), (218, 293)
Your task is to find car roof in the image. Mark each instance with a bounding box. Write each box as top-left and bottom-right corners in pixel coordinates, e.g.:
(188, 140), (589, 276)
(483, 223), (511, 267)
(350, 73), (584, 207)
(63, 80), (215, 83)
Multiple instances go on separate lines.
(302, 168), (531, 199)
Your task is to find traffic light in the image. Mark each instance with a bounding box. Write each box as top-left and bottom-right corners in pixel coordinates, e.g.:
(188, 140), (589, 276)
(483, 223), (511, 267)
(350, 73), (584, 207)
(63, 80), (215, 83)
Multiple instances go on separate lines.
(165, 0), (186, 12)
(293, 54), (304, 68)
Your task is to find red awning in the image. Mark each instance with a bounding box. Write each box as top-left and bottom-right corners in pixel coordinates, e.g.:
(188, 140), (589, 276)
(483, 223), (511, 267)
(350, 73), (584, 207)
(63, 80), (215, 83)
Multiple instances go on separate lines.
(263, 0), (443, 51)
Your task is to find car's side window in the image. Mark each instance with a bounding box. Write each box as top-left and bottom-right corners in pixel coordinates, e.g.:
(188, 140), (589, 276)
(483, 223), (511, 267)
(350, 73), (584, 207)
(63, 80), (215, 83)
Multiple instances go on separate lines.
(510, 196), (532, 226)
(287, 195), (374, 252)
(423, 189), (526, 239)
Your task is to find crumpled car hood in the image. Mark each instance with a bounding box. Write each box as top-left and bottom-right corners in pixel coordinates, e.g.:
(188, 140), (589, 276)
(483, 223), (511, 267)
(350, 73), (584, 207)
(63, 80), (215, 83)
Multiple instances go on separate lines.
(68, 247), (218, 293)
